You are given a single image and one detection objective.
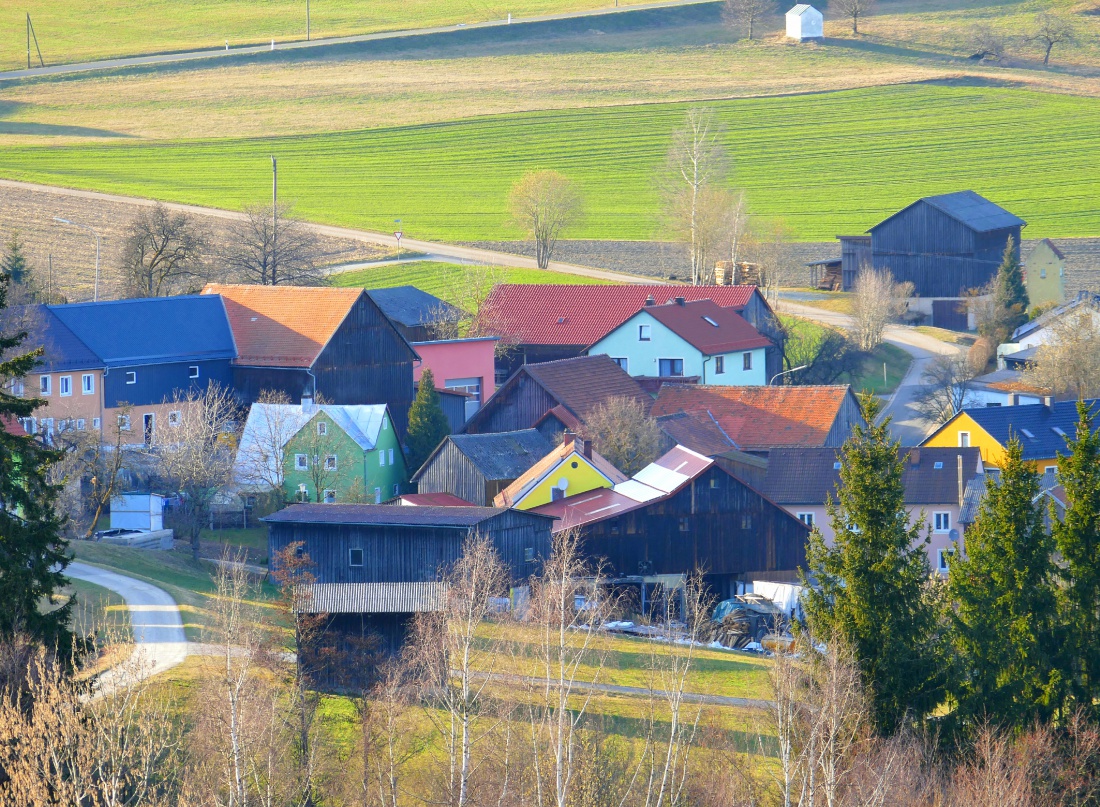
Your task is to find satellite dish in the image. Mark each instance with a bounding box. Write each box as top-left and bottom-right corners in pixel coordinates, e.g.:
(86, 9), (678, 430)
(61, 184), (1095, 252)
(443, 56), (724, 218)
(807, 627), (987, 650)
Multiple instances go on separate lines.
(949, 528), (959, 542)
(557, 477), (569, 491)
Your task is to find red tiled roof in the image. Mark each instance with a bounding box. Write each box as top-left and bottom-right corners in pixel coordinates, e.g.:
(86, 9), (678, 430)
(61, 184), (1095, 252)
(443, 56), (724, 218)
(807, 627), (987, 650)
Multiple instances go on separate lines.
(480, 284), (760, 346)
(204, 283), (364, 368)
(521, 355), (652, 423)
(631, 299), (771, 354)
(650, 385), (855, 452)
(2, 415), (27, 437)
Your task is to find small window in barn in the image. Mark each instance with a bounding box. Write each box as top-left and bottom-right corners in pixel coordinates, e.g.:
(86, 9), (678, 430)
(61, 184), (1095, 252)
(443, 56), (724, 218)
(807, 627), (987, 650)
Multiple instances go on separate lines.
(323, 489), (336, 504)
(610, 520), (621, 536)
(710, 477), (719, 489)
(349, 548), (364, 567)
(189, 366), (200, 379)
(638, 324), (651, 342)
(324, 455), (337, 470)
(741, 514), (752, 530)
(317, 421), (327, 436)
(524, 547), (536, 562)
(125, 371), (137, 385)
(678, 517), (690, 532)
(743, 352), (752, 371)
(295, 544), (305, 559)
(295, 454), (308, 470)
(715, 356), (725, 374)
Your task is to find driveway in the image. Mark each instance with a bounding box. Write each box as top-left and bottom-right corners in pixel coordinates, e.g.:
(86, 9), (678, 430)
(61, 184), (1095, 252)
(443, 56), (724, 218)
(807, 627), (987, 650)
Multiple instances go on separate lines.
(68, 561), (188, 690)
(777, 297), (962, 445)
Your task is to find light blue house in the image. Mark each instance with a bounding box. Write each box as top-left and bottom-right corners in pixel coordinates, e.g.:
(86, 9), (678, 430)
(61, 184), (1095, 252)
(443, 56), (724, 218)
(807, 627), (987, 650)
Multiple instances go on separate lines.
(587, 297), (772, 385)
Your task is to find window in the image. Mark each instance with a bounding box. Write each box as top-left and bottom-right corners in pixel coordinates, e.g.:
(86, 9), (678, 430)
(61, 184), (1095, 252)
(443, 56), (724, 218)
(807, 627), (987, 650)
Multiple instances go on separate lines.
(11, 378), (23, 396)
(833, 461), (842, 470)
(169, 410), (181, 427)
(798, 512), (815, 528)
(743, 352), (753, 371)
(1040, 267), (1047, 279)
(393, 484), (400, 497)
(610, 358), (629, 372)
(295, 454), (308, 470)
(349, 548), (364, 567)
(324, 454), (337, 470)
(703, 316), (719, 327)
(125, 371), (136, 385)
(379, 451), (386, 467)
(388, 448), (394, 466)
(382, 416), (388, 430)
(658, 358), (684, 377)
(59, 376), (72, 396)
(374, 487), (381, 504)
(21, 417), (36, 435)
(933, 512), (951, 533)
(678, 517), (690, 533)
(933, 461), (944, 470)
(189, 366), (200, 379)
(39, 375), (51, 395)
(937, 548), (955, 573)
(551, 487), (565, 502)
(323, 489), (336, 504)
(715, 356), (725, 374)
(118, 414), (131, 431)
(445, 377), (483, 403)
(41, 418), (54, 436)
(92, 418), (101, 430)
(958, 432), (970, 448)
(524, 547), (536, 563)
(317, 421), (327, 436)
(143, 413), (155, 446)
(638, 324), (651, 342)
(81, 374), (94, 395)
(76, 418), (86, 430)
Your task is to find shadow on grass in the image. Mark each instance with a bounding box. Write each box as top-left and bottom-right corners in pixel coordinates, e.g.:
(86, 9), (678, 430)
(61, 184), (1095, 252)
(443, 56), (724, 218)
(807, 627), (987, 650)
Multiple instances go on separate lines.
(0, 100), (132, 137)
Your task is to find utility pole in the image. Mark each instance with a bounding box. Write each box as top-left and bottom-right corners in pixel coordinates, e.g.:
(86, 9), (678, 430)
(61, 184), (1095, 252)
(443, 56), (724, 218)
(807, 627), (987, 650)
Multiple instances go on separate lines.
(271, 156), (278, 285)
(307, 0), (311, 40)
(26, 14), (44, 69)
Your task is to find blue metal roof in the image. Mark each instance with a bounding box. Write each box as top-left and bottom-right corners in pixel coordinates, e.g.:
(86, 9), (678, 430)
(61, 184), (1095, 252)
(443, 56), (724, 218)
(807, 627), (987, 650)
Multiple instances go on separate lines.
(9, 305), (102, 372)
(962, 399), (1100, 461)
(872, 190), (1026, 234)
(48, 295), (236, 367)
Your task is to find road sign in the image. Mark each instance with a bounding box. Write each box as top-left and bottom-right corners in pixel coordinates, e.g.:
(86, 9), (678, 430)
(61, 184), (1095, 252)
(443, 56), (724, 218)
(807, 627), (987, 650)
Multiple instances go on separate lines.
(394, 231), (403, 240)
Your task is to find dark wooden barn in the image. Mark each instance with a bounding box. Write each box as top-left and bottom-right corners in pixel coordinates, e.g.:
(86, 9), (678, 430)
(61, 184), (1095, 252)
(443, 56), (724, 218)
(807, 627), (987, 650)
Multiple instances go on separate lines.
(367, 286), (464, 343)
(205, 284), (418, 436)
(531, 446), (809, 599)
(838, 191), (1025, 298)
(411, 429), (553, 505)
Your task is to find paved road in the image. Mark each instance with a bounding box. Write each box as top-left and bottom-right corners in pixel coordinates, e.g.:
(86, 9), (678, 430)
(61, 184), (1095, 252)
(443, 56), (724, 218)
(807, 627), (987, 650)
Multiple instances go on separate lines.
(777, 297), (962, 445)
(68, 561), (188, 689)
(0, 178), (653, 285)
(0, 0), (714, 81)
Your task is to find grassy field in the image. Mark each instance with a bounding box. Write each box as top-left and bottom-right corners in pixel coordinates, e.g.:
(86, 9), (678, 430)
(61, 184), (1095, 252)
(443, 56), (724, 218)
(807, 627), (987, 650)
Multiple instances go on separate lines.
(0, 84), (1095, 243)
(850, 343), (913, 395)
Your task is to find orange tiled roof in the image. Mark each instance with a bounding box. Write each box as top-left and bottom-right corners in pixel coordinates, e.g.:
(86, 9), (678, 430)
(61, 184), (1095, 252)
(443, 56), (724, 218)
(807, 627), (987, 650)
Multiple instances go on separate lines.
(203, 283), (363, 368)
(650, 385), (854, 451)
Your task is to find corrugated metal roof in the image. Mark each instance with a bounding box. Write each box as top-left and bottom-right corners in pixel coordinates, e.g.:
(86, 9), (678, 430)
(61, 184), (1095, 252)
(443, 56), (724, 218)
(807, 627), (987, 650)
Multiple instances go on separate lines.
(447, 429), (554, 481)
(265, 503), (517, 526)
(48, 295), (236, 367)
(479, 284), (760, 347)
(3, 305), (101, 372)
(367, 286), (463, 328)
(298, 582), (445, 614)
(959, 476), (988, 525)
(610, 299), (772, 355)
(871, 191), (1026, 235)
(788, 4), (818, 15)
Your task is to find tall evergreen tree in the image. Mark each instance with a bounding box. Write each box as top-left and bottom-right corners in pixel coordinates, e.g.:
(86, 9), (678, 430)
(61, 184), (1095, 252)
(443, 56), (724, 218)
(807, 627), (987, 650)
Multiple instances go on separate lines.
(0, 270), (71, 647)
(993, 235), (1028, 331)
(0, 232), (30, 287)
(947, 436), (1063, 731)
(406, 369), (451, 473)
(803, 395), (945, 735)
(1052, 402), (1100, 713)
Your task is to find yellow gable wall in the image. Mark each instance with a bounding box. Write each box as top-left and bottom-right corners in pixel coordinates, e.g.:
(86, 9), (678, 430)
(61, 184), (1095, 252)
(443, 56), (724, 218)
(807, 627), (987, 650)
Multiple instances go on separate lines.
(512, 451), (617, 510)
(922, 412), (1057, 470)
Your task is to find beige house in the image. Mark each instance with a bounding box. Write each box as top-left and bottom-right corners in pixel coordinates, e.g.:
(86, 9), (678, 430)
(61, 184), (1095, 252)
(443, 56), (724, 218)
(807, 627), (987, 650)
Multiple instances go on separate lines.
(1024, 238), (1066, 311)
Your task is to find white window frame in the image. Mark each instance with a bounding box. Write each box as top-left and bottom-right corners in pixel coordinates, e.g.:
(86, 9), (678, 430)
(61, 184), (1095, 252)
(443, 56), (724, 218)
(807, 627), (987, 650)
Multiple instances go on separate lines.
(937, 548), (955, 573)
(81, 373), (94, 395)
(317, 421), (327, 436)
(958, 431), (970, 448)
(638, 324), (651, 342)
(323, 489), (336, 504)
(295, 454), (309, 470)
(797, 512), (815, 528)
(743, 351), (753, 371)
(379, 451), (386, 467)
(59, 375), (72, 397)
(933, 511), (951, 533)
(125, 371), (137, 385)
(349, 547), (364, 567)
(324, 454), (337, 471)
(388, 448), (394, 466)
(39, 375), (51, 395)
(715, 355), (725, 375)
(189, 365), (200, 379)
(168, 410), (181, 427)
(118, 414), (131, 431)
(92, 417), (101, 430)
(11, 378), (24, 396)
(76, 418), (86, 430)
(374, 487), (382, 504)
(658, 358), (684, 377)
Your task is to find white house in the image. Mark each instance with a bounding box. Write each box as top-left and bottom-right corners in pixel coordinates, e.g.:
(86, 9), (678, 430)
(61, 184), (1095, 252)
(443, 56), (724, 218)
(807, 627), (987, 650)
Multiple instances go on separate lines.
(786, 4), (824, 41)
(586, 297), (772, 385)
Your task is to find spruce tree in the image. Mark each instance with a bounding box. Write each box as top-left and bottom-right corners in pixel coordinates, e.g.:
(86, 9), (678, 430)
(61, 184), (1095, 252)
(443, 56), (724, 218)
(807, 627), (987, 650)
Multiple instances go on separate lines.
(993, 235), (1028, 332)
(0, 269), (71, 647)
(1052, 402), (1100, 713)
(803, 395), (945, 735)
(1, 232), (29, 287)
(406, 369), (451, 473)
(947, 436), (1063, 730)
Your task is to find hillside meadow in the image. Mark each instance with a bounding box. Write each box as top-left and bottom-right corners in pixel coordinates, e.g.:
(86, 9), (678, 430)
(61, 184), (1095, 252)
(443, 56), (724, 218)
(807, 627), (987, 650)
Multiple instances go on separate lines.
(0, 84), (1096, 243)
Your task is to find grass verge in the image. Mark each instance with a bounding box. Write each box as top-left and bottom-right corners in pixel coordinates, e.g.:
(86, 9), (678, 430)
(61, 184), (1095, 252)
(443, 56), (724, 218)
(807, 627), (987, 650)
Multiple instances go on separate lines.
(848, 342), (913, 395)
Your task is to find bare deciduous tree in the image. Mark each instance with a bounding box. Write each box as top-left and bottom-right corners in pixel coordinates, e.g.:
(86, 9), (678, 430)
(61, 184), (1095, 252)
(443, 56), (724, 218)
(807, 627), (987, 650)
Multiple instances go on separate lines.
(582, 395), (663, 476)
(967, 24), (1007, 61)
(783, 324), (865, 386)
(509, 171), (582, 270)
(914, 353), (981, 425)
(224, 203), (323, 286)
(52, 409), (131, 540)
(662, 108), (728, 285)
(833, 0), (876, 35)
(1023, 310), (1100, 400)
(234, 389), (297, 507)
(723, 0), (770, 40)
(1030, 14), (1076, 67)
(851, 269), (910, 351)
(120, 203), (209, 298)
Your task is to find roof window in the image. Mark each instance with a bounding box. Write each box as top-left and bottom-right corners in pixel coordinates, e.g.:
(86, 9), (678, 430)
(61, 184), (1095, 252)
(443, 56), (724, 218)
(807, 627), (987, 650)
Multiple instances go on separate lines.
(833, 462), (842, 470)
(703, 316), (719, 327)
(934, 462), (943, 469)
(1020, 428), (1035, 439)
(1052, 426), (1067, 437)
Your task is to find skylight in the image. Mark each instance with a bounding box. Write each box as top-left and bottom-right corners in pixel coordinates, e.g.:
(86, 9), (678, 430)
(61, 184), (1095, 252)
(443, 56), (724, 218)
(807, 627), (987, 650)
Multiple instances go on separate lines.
(833, 462), (842, 470)
(934, 462), (943, 469)
(1052, 427), (1067, 437)
(703, 316), (719, 327)
(1021, 428), (1035, 439)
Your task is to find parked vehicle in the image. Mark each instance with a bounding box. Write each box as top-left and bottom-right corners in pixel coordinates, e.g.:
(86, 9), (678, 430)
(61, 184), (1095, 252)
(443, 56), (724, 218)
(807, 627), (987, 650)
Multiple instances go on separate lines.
(710, 594), (788, 649)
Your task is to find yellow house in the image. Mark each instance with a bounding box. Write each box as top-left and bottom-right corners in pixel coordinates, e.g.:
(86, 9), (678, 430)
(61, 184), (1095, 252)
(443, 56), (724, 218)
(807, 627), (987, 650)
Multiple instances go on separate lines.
(1024, 238), (1066, 311)
(493, 435), (627, 510)
(921, 399), (1097, 472)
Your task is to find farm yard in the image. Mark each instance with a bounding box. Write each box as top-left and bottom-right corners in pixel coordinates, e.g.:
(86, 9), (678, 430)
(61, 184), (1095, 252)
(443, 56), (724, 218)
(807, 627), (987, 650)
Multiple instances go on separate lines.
(0, 84), (1096, 244)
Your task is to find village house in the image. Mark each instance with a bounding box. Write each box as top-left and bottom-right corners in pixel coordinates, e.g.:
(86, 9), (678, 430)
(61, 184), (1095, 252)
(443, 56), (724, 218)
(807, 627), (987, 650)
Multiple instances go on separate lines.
(1024, 239), (1067, 310)
(205, 284), (418, 435)
(493, 434), (627, 509)
(921, 398), (1099, 471)
(412, 428), (553, 506)
(761, 446), (984, 574)
(462, 354), (652, 440)
(586, 298), (772, 386)
(411, 336), (498, 422)
(786, 4), (824, 41)
(1000, 291), (1100, 370)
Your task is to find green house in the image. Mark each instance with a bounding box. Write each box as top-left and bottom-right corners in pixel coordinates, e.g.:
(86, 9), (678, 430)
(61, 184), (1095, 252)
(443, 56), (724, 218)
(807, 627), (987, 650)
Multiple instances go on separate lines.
(283, 404), (407, 504)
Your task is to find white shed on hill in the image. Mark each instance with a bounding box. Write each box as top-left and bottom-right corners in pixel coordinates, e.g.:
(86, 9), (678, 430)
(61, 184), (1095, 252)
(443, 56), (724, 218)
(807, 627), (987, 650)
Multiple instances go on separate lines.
(786, 4), (824, 41)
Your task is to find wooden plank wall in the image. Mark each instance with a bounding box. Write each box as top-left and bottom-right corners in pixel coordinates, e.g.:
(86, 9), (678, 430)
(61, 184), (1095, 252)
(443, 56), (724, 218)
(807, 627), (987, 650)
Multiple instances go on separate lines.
(464, 374), (557, 435)
(415, 442), (489, 504)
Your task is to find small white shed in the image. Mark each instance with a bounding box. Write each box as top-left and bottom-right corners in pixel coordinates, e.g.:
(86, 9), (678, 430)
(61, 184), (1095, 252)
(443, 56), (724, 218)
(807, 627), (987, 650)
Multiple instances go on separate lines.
(786, 4), (824, 41)
(110, 493), (165, 532)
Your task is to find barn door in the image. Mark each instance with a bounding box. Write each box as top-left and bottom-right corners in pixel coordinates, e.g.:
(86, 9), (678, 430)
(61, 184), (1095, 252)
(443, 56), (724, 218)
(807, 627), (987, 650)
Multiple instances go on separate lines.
(931, 299), (968, 331)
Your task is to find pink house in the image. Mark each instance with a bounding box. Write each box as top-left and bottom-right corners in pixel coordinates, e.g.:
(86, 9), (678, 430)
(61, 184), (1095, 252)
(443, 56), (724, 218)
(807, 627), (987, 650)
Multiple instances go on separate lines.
(412, 336), (498, 417)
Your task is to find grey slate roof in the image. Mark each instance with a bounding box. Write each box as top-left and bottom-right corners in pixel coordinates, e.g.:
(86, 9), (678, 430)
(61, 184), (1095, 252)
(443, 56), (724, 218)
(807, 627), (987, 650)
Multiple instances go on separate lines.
(872, 190), (1026, 234)
(265, 503), (521, 527)
(951, 399), (1100, 461)
(368, 286), (463, 328)
(959, 476), (988, 525)
(48, 295), (236, 367)
(447, 429), (554, 481)
(298, 582), (445, 614)
(762, 447), (983, 505)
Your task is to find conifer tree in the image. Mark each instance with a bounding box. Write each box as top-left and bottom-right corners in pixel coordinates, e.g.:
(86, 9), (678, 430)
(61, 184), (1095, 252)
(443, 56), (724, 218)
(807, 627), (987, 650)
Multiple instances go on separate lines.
(406, 369), (451, 473)
(947, 436), (1063, 730)
(1052, 402), (1100, 713)
(803, 395), (945, 735)
(0, 269), (71, 647)
(1, 232), (30, 287)
(993, 235), (1028, 331)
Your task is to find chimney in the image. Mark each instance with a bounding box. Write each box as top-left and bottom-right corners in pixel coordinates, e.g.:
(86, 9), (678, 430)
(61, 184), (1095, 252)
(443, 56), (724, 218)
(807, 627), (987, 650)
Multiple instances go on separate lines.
(957, 454), (964, 507)
(301, 394), (315, 413)
(909, 448), (920, 466)
(562, 431), (577, 447)
(1007, 392), (1018, 406)
(578, 438), (592, 458)
(1043, 395), (1055, 408)
(674, 296), (686, 306)
(644, 295), (656, 307)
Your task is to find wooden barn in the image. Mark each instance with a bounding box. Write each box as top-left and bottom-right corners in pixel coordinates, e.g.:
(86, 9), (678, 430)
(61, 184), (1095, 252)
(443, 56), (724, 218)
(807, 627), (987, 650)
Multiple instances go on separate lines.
(412, 429), (553, 506)
(205, 284), (418, 435)
(838, 191), (1026, 299)
(265, 503), (554, 655)
(531, 446), (809, 599)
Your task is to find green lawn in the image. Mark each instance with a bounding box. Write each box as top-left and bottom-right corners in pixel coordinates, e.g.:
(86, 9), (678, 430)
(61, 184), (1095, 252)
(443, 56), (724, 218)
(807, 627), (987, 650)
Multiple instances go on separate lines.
(0, 85), (1096, 242)
(849, 342), (913, 395)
